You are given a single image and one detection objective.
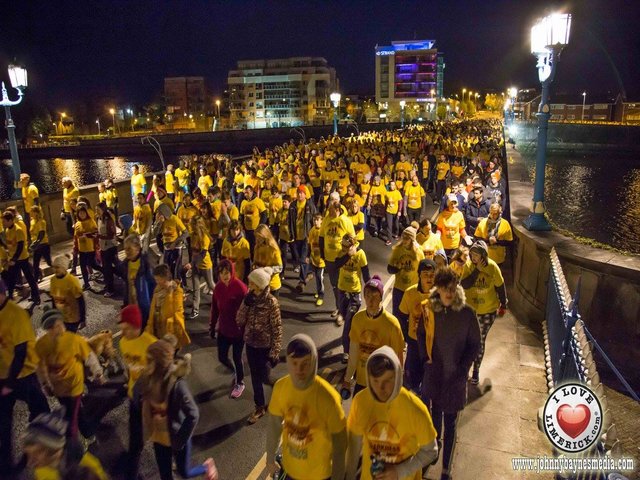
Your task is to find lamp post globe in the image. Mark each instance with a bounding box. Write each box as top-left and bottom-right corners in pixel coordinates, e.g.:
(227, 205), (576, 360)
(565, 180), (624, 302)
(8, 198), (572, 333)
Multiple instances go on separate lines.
(399, 100), (406, 128)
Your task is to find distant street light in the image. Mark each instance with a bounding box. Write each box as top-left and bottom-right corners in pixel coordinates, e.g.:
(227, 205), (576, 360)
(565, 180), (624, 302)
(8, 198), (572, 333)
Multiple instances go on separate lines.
(508, 87), (517, 121)
(1, 64), (28, 199)
(462, 88), (466, 101)
(215, 99), (221, 118)
(96, 118), (101, 135)
(523, 12), (572, 232)
(109, 108), (116, 134)
(330, 92), (341, 135)
(581, 91), (587, 121)
(399, 100), (406, 128)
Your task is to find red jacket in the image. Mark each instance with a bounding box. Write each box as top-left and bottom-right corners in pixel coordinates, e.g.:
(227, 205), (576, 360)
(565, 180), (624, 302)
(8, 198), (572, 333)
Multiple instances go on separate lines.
(210, 260), (248, 339)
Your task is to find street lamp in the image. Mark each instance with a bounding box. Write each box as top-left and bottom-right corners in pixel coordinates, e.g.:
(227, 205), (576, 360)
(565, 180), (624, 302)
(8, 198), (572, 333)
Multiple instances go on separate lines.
(96, 118), (101, 135)
(523, 12), (572, 232)
(581, 91), (586, 121)
(399, 100), (406, 128)
(1, 64), (28, 199)
(109, 108), (116, 135)
(330, 92), (341, 135)
(215, 99), (221, 118)
(508, 87), (517, 121)
(462, 88), (466, 101)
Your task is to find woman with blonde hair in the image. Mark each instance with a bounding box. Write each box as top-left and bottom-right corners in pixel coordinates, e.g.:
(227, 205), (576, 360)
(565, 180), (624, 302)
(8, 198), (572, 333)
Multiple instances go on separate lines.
(252, 224), (283, 297)
(29, 205), (52, 282)
(187, 215), (215, 319)
(146, 264), (190, 349)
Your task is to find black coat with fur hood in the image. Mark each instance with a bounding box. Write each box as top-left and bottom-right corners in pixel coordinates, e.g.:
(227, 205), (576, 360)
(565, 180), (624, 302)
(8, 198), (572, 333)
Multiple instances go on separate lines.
(418, 285), (481, 413)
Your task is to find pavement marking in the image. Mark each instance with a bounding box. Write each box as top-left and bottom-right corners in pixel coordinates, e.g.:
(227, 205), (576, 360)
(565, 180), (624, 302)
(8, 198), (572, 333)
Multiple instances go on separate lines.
(246, 452), (267, 480)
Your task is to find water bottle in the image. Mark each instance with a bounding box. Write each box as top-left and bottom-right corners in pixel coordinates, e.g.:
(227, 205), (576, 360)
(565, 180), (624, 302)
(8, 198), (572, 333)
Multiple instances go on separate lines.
(370, 454), (385, 476)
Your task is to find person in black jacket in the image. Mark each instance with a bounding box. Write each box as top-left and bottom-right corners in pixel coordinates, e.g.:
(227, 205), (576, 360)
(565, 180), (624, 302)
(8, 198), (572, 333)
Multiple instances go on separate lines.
(288, 187), (317, 294)
(417, 267), (481, 480)
(464, 186), (491, 235)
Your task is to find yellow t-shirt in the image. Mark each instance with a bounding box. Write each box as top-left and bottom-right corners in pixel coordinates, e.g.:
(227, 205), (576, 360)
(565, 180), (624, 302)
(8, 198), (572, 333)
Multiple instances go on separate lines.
(436, 210), (466, 250)
(349, 309), (404, 386)
(269, 375), (346, 480)
(0, 300), (38, 380)
(388, 245), (425, 291)
(351, 162), (370, 186)
(436, 161), (450, 180)
(308, 226), (325, 268)
(35, 331), (90, 397)
(192, 233), (213, 270)
(233, 172), (245, 192)
(50, 273), (83, 325)
(385, 189), (403, 215)
(30, 218), (49, 245)
(154, 195), (175, 214)
(22, 184), (39, 211)
(418, 232), (444, 259)
(338, 249), (368, 293)
(395, 160), (412, 176)
(348, 211), (365, 242)
(198, 175), (213, 196)
(161, 215), (186, 245)
(461, 260), (504, 315)
(177, 205), (198, 233)
(475, 218), (513, 265)
(268, 196), (283, 225)
(4, 225), (30, 261)
(253, 244), (282, 291)
(131, 173), (147, 195)
(165, 171), (176, 194)
(34, 452), (109, 480)
(348, 387), (437, 480)
(175, 168), (190, 188)
(222, 237), (251, 281)
(319, 215), (355, 262)
(400, 285), (431, 340)
(133, 204), (152, 235)
(63, 186), (79, 213)
(119, 331), (157, 397)
(451, 165), (465, 178)
(128, 258), (140, 305)
(276, 209), (292, 243)
(368, 185), (387, 206)
(404, 184), (425, 210)
(74, 219), (97, 253)
(240, 197), (266, 231)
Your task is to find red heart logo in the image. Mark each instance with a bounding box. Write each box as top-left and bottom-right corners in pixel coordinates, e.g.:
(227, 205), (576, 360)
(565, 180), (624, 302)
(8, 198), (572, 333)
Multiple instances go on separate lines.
(557, 404), (590, 438)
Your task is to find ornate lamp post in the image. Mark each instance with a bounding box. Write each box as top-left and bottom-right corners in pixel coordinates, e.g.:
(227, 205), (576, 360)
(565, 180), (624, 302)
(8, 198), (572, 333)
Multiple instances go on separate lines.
(1, 64), (28, 199)
(524, 12), (572, 231)
(399, 100), (406, 128)
(330, 92), (341, 135)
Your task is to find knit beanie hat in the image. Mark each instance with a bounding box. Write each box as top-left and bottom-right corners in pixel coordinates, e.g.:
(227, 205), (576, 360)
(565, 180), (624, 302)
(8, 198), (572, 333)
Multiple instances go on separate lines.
(41, 308), (65, 330)
(402, 226), (417, 241)
(52, 254), (71, 270)
(147, 339), (175, 371)
(447, 194), (458, 205)
(157, 203), (172, 220)
(23, 409), (68, 450)
(248, 267), (273, 291)
(418, 258), (437, 273)
(364, 275), (384, 297)
(470, 240), (489, 260)
(118, 304), (142, 329)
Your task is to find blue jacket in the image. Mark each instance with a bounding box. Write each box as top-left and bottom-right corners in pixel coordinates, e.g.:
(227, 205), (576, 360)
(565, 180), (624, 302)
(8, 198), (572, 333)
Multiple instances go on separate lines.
(120, 253), (156, 324)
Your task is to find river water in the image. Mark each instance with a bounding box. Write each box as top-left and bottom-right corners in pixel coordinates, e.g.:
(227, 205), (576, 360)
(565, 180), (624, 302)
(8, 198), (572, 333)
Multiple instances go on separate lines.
(523, 151), (640, 255)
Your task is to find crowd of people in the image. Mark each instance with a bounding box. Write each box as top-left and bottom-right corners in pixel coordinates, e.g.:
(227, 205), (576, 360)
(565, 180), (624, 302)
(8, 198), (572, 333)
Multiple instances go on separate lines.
(0, 119), (515, 480)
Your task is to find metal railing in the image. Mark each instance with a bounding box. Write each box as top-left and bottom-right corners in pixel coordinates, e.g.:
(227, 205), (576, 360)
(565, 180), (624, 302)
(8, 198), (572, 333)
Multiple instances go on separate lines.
(541, 248), (632, 480)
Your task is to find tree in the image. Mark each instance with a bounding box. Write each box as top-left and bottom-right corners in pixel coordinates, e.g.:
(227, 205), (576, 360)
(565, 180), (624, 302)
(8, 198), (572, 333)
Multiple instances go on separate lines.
(362, 100), (379, 122)
(484, 93), (505, 112)
(436, 104), (447, 120)
(29, 114), (54, 137)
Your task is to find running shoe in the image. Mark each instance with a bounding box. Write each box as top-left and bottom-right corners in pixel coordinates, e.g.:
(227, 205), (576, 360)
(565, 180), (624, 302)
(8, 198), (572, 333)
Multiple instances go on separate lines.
(247, 406), (266, 424)
(230, 383), (245, 399)
(315, 297), (324, 307)
(330, 309), (339, 318)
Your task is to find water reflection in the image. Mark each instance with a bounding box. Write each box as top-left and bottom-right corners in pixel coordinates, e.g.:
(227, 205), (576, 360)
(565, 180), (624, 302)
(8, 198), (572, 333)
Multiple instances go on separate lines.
(613, 169), (640, 249)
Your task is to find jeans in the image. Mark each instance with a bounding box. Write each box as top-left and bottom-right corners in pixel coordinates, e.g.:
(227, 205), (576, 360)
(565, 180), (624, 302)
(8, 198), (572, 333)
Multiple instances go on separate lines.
(430, 407), (460, 473)
(339, 291), (361, 354)
(163, 248), (182, 280)
(153, 439), (206, 480)
(79, 251), (102, 288)
(245, 229), (256, 257)
(407, 207), (422, 224)
(324, 260), (340, 308)
(279, 240), (294, 275)
(218, 334), (245, 384)
(0, 374), (50, 469)
(191, 267), (215, 314)
(7, 259), (40, 302)
(64, 212), (74, 236)
(386, 212), (399, 240)
(292, 240), (309, 283)
(312, 265), (324, 297)
(101, 246), (119, 293)
(32, 244), (52, 281)
(246, 345), (270, 408)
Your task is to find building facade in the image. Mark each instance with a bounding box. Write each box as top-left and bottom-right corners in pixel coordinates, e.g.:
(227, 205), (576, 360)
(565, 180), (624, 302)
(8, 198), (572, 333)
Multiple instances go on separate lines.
(164, 77), (207, 117)
(226, 57), (337, 129)
(375, 40), (444, 112)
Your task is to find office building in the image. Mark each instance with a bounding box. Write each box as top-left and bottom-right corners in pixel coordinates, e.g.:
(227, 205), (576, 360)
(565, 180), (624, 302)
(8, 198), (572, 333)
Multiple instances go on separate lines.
(227, 57), (337, 129)
(164, 77), (207, 117)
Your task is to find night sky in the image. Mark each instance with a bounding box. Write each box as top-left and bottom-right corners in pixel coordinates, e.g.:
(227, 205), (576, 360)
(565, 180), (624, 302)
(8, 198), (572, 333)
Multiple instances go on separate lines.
(1, 0), (639, 109)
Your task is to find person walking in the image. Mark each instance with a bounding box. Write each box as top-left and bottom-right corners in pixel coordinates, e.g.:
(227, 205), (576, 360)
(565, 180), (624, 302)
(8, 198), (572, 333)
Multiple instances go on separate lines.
(49, 255), (87, 333)
(252, 224), (283, 297)
(210, 259), (248, 399)
(154, 203), (188, 280)
(19, 173), (39, 238)
(28, 205), (52, 283)
(2, 210), (40, 305)
(235, 267), (282, 424)
(61, 177), (79, 237)
(72, 206), (101, 291)
(435, 194), (472, 259)
(95, 202), (119, 298)
(186, 216), (215, 319)
(474, 203), (513, 266)
(121, 234), (156, 329)
(288, 186), (317, 294)
(133, 192), (153, 253)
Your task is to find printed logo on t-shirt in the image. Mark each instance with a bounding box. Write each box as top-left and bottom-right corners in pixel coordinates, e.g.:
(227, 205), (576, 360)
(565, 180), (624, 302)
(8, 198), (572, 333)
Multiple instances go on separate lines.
(367, 421), (401, 463)
(284, 406), (314, 459)
(359, 329), (382, 355)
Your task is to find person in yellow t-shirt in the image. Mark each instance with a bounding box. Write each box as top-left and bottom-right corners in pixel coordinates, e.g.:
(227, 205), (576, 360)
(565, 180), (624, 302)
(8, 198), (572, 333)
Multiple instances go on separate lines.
(130, 164), (147, 198)
(165, 163), (177, 201)
(403, 175), (426, 224)
(415, 218), (445, 259)
(155, 203), (188, 279)
(72, 206), (100, 290)
(460, 240), (507, 385)
(117, 304), (157, 398)
(61, 177), (79, 236)
(387, 226), (425, 339)
(345, 347), (438, 480)
(186, 216), (215, 318)
(240, 185), (267, 254)
(435, 195), (470, 255)
(36, 309), (103, 439)
(267, 335), (347, 480)
(50, 255), (86, 333)
(252, 224), (283, 295)
(221, 220), (251, 284)
(3, 210), (41, 304)
(197, 166), (214, 196)
(133, 193), (153, 251)
(474, 203), (513, 265)
(29, 206), (51, 282)
(366, 176), (387, 237)
(435, 154), (450, 203)
(0, 280), (50, 470)
(307, 214), (326, 307)
(346, 199), (365, 244)
(341, 276), (404, 395)
(175, 161), (191, 194)
(20, 173), (39, 237)
(336, 234), (371, 362)
(384, 181), (403, 245)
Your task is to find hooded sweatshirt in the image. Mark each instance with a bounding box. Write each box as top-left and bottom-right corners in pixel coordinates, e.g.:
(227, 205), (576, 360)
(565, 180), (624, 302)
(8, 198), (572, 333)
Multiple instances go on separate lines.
(346, 347), (437, 480)
(211, 260), (248, 339)
(267, 334), (346, 480)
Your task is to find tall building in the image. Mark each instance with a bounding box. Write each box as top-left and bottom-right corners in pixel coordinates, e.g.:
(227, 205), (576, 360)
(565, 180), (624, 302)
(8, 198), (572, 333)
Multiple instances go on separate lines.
(164, 77), (206, 117)
(375, 40), (444, 111)
(227, 57), (337, 129)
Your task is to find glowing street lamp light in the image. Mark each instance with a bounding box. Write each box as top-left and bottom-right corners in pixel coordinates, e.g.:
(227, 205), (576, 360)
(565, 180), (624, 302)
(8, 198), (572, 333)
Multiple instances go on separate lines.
(215, 99), (221, 118)
(462, 88), (466, 101)
(109, 108), (117, 135)
(330, 92), (341, 135)
(399, 100), (406, 128)
(523, 12), (572, 232)
(96, 118), (101, 135)
(581, 91), (587, 121)
(2, 64), (28, 199)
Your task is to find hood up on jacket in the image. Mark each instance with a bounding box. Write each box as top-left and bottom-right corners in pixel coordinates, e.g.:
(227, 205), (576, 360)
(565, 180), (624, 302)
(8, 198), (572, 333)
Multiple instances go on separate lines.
(217, 258), (237, 280)
(286, 333), (318, 390)
(428, 284), (466, 313)
(365, 346), (403, 404)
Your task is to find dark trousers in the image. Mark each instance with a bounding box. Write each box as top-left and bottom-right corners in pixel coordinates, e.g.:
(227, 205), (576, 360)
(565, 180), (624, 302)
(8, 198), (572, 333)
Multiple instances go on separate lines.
(279, 240), (294, 275)
(407, 207), (422, 224)
(324, 260), (340, 308)
(64, 212), (74, 236)
(245, 229), (256, 257)
(58, 395), (86, 440)
(339, 291), (361, 354)
(312, 265), (324, 297)
(79, 251), (102, 288)
(292, 240), (309, 283)
(163, 248), (182, 280)
(23, 213), (31, 239)
(101, 246), (119, 293)
(0, 374), (50, 468)
(153, 439), (205, 480)
(430, 407), (460, 473)
(7, 260), (40, 302)
(32, 244), (52, 281)
(404, 338), (423, 392)
(474, 312), (497, 376)
(386, 212), (399, 239)
(370, 215), (383, 235)
(392, 289), (408, 340)
(436, 180), (447, 203)
(246, 345), (270, 408)
(218, 334), (245, 384)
